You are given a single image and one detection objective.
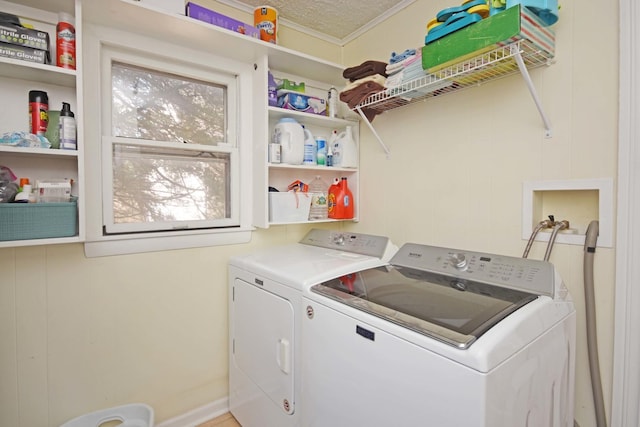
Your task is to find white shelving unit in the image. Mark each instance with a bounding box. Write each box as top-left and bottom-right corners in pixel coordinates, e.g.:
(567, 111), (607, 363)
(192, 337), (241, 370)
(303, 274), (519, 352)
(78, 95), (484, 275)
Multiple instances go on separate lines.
(355, 39), (555, 155)
(0, 0), (84, 248)
(81, 0), (359, 229)
(261, 97), (360, 228)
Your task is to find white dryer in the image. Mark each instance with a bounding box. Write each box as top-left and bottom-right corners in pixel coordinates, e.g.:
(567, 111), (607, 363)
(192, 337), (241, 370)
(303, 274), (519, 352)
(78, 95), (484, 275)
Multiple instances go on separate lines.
(302, 243), (576, 427)
(227, 229), (397, 427)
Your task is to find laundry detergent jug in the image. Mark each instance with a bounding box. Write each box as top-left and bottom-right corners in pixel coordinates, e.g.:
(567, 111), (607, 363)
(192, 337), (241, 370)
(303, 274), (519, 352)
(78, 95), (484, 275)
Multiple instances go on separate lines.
(328, 177), (354, 219)
(274, 118), (304, 165)
(332, 125), (358, 168)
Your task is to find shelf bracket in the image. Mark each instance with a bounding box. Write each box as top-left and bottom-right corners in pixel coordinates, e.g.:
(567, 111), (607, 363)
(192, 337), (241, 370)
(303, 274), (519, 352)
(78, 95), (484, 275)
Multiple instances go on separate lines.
(355, 106), (391, 159)
(514, 51), (553, 138)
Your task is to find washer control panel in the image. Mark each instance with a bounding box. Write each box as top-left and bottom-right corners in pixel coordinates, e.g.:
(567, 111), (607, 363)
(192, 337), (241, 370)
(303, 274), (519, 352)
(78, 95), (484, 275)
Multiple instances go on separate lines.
(391, 243), (555, 297)
(300, 229), (392, 259)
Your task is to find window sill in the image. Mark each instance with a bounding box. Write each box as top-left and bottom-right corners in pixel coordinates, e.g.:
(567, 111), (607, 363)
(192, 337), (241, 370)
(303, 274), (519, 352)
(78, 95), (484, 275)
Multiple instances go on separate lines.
(84, 227), (253, 257)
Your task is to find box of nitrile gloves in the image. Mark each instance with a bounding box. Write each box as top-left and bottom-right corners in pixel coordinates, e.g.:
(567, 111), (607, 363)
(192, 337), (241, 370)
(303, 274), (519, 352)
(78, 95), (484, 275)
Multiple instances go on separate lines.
(0, 42), (48, 63)
(186, 2), (260, 39)
(0, 23), (49, 51)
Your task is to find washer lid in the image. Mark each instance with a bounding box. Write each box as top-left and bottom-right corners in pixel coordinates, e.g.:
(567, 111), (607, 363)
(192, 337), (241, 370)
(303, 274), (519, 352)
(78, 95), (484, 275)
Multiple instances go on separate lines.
(311, 264), (538, 349)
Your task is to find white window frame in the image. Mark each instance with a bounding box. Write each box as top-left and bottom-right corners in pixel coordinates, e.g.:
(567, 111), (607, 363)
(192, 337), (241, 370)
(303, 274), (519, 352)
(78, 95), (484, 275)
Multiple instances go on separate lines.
(101, 46), (240, 234)
(102, 137), (240, 233)
(82, 25), (254, 257)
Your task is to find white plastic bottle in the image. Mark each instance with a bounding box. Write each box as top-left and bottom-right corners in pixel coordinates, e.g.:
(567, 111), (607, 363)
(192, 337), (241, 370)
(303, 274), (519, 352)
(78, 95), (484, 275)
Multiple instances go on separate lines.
(316, 137), (326, 166)
(302, 127), (316, 165)
(308, 175), (329, 220)
(336, 125), (358, 168)
(326, 130), (337, 167)
(331, 129), (342, 167)
(59, 102), (77, 150)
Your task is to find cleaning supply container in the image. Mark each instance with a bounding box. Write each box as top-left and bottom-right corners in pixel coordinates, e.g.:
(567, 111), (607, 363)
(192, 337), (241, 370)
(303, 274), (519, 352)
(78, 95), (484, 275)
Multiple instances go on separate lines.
(328, 177), (354, 219)
(59, 403), (154, 427)
(273, 118), (304, 165)
(254, 6), (277, 43)
(302, 127), (316, 165)
(333, 125), (358, 168)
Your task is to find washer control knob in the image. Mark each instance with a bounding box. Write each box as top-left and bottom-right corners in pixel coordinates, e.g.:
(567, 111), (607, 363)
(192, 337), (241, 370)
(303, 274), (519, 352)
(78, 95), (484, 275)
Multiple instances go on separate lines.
(449, 253), (468, 270)
(333, 234), (345, 245)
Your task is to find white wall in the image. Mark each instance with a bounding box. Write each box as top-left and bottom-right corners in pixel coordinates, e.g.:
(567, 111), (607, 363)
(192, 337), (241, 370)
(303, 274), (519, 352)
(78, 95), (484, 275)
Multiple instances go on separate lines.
(0, 0), (618, 426)
(343, 1), (618, 426)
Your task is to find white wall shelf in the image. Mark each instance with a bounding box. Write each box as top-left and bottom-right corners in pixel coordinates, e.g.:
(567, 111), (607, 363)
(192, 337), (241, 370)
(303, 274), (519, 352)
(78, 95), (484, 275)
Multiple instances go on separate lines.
(0, 0), (84, 248)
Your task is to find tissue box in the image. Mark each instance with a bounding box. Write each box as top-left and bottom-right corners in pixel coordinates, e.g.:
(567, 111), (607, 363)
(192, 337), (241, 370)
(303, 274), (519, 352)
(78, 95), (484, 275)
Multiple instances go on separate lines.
(422, 5), (555, 72)
(269, 192), (312, 223)
(0, 42), (48, 64)
(0, 24), (49, 51)
(277, 93), (327, 116)
(186, 2), (260, 39)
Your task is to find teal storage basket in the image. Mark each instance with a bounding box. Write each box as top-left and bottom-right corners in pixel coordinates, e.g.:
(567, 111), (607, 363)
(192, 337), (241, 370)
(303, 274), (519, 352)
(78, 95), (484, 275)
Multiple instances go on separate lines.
(0, 197), (78, 241)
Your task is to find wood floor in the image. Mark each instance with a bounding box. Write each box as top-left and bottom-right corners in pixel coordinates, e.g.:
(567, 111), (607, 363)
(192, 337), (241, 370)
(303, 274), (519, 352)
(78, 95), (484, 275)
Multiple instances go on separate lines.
(197, 412), (241, 427)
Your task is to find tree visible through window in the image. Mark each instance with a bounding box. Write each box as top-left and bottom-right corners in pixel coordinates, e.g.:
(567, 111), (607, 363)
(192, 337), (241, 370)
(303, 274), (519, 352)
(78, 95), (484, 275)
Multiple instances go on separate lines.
(105, 61), (236, 233)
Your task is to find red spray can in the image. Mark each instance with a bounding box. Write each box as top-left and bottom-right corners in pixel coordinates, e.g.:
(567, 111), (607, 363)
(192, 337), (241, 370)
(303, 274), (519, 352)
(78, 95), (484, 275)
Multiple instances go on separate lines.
(327, 177), (354, 219)
(29, 90), (48, 136)
(56, 12), (76, 69)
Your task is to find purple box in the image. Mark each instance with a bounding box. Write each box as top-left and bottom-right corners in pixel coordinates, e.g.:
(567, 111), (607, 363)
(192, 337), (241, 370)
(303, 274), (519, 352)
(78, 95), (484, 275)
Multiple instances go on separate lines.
(186, 3), (260, 39)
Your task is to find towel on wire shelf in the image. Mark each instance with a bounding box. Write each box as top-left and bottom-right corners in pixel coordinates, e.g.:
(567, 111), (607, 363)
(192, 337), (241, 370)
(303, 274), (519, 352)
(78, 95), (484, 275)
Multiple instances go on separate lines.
(339, 76), (387, 122)
(343, 60), (388, 82)
(385, 52), (420, 75)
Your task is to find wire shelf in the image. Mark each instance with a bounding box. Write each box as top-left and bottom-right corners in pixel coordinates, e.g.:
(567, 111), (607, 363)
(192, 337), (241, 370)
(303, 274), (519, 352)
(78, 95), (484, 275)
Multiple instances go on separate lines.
(355, 40), (554, 113)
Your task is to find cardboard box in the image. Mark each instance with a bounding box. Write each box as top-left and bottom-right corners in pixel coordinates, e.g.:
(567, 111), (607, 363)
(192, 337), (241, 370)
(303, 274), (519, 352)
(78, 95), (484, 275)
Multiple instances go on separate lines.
(36, 179), (72, 203)
(0, 23), (49, 51)
(186, 2), (260, 39)
(277, 93), (327, 116)
(0, 42), (48, 64)
(422, 5), (555, 72)
(269, 192), (312, 223)
(277, 79), (305, 93)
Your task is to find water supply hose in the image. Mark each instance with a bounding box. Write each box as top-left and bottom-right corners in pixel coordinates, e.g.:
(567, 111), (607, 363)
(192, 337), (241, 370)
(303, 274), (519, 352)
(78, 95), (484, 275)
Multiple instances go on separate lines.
(543, 220), (569, 261)
(523, 218), (554, 258)
(583, 220), (607, 427)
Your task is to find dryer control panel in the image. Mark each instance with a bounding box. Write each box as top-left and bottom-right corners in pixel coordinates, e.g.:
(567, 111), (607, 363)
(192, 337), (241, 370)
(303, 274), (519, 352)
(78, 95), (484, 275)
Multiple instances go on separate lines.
(300, 229), (392, 259)
(391, 243), (555, 297)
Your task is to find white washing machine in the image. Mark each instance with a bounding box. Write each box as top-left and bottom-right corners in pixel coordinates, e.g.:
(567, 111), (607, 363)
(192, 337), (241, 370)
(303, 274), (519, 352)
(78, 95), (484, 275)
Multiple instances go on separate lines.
(302, 243), (576, 427)
(227, 229), (397, 427)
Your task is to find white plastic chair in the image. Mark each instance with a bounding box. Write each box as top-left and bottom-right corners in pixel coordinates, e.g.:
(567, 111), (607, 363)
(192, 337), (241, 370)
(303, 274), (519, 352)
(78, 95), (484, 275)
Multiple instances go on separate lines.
(59, 403), (154, 427)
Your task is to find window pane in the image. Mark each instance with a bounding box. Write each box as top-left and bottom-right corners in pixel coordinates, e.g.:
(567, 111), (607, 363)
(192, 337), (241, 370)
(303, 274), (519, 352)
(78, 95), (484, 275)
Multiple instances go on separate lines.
(112, 62), (226, 145)
(111, 143), (231, 224)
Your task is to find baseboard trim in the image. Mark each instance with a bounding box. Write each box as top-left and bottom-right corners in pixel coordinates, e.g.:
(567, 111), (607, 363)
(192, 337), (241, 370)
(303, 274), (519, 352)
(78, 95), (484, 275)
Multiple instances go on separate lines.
(155, 398), (230, 427)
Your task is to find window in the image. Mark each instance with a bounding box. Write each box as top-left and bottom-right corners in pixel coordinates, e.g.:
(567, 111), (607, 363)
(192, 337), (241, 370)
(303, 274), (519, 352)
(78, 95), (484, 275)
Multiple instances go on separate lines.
(83, 30), (254, 256)
(102, 48), (240, 235)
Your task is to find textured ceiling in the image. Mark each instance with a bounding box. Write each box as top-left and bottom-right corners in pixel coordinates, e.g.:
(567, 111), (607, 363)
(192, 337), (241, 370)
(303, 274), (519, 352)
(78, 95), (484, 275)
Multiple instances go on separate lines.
(215, 0), (416, 44)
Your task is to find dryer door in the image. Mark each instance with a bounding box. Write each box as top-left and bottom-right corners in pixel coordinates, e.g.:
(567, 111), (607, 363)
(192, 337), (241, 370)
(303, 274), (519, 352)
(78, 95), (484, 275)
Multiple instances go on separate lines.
(232, 278), (295, 414)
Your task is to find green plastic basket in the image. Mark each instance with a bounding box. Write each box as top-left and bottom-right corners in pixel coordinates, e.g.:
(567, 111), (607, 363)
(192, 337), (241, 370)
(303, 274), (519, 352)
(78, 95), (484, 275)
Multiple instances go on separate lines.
(0, 197), (78, 241)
